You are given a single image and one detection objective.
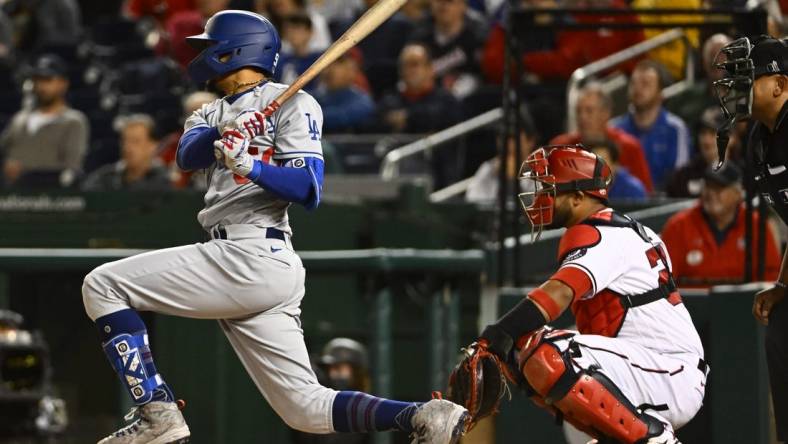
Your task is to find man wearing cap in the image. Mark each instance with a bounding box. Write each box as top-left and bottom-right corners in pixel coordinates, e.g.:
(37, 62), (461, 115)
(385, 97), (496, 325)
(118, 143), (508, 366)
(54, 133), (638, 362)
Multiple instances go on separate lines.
(666, 106), (742, 198)
(0, 54), (88, 188)
(661, 164), (780, 287)
(714, 34), (788, 439)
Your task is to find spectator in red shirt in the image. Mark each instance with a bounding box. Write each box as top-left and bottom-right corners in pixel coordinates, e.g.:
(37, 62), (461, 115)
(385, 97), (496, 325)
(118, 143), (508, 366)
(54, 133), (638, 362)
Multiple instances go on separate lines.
(157, 91), (217, 188)
(162, 0), (230, 70)
(123, 0), (195, 25)
(481, 0), (643, 83)
(550, 82), (653, 192)
(661, 164), (781, 287)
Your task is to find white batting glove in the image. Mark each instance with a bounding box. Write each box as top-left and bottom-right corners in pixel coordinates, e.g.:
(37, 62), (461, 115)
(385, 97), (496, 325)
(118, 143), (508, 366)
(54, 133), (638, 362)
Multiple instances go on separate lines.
(213, 129), (254, 177)
(222, 108), (266, 139)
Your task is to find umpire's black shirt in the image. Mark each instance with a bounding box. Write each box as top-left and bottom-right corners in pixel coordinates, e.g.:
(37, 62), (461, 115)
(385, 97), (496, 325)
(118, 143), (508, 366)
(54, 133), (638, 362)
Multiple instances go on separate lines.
(753, 99), (788, 224)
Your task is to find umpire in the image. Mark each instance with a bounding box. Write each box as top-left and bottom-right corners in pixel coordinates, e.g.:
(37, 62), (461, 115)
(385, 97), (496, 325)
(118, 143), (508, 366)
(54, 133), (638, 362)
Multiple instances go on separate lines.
(715, 35), (788, 440)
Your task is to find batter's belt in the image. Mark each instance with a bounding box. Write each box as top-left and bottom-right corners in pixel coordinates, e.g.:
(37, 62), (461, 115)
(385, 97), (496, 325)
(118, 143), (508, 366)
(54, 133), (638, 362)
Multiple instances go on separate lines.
(209, 224), (291, 248)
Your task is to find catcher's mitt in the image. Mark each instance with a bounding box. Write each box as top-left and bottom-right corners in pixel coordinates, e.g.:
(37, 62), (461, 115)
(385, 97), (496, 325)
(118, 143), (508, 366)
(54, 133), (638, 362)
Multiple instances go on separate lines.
(446, 340), (514, 429)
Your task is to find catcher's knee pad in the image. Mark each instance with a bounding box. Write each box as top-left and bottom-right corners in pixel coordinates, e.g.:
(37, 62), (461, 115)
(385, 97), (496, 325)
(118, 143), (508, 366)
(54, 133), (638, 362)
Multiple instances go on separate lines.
(520, 338), (666, 444)
(516, 326), (575, 397)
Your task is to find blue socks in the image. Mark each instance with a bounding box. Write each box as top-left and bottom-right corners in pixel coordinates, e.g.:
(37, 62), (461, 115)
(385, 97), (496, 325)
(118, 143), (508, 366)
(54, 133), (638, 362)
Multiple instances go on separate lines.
(332, 391), (422, 433)
(96, 309), (174, 405)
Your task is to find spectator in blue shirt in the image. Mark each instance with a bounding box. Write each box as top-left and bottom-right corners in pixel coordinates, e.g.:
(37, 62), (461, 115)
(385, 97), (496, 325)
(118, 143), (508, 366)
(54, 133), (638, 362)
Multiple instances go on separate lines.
(315, 53), (375, 133)
(610, 60), (690, 191)
(588, 140), (648, 200)
(277, 11), (321, 92)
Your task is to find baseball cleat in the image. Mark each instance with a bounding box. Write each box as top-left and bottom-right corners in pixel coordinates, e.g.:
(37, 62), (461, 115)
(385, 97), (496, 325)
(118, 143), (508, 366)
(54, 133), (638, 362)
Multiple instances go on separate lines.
(585, 434), (681, 444)
(639, 418), (681, 444)
(642, 427), (681, 444)
(409, 399), (469, 444)
(583, 424), (680, 444)
(97, 401), (191, 444)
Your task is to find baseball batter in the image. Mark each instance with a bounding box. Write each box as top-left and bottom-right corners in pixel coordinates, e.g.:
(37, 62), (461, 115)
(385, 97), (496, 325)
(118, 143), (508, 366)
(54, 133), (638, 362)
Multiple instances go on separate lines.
(462, 146), (707, 443)
(81, 10), (468, 444)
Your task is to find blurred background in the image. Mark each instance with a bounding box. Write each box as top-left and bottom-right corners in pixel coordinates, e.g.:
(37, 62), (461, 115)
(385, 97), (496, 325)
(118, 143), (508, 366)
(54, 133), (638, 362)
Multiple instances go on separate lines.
(0, 0), (783, 442)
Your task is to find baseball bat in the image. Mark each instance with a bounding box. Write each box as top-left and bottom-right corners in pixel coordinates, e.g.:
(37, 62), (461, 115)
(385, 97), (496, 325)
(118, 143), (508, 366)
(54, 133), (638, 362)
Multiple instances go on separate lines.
(261, 0), (408, 117)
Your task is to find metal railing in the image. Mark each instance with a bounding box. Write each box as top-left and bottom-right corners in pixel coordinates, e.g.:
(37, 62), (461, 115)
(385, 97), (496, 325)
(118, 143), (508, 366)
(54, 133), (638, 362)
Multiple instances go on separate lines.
(429, 177), (474, 203)
(493, 198), (696, 250)
(566, 28), (696, 132)
(380, 107), (503, 180)
(324, 133), (421, 150)
(382, 30), (697, 195)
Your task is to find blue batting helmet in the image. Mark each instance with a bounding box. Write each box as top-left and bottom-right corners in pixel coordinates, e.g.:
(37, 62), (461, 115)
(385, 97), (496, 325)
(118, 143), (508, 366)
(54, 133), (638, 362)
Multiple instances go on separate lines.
(186, 10), (281, 84)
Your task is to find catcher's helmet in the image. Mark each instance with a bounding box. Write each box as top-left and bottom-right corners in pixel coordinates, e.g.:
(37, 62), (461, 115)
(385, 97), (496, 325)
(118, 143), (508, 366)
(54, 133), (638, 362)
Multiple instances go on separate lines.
(186, 10), (281, 84)
(713, 35), (788, 166)
(518, 145), (612, 240)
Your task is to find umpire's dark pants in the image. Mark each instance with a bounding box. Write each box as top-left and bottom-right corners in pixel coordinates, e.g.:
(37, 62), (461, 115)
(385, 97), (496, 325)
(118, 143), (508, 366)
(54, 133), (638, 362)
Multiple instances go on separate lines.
(767, 300), (788, 441)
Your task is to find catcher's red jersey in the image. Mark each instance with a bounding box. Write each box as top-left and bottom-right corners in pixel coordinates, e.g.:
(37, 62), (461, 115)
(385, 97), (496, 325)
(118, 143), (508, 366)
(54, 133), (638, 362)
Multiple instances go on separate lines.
(554, 208), (703, 357)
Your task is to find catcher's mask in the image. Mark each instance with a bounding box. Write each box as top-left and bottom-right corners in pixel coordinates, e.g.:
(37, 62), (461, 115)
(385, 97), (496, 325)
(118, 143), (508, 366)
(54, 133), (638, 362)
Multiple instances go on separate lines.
(518, 145), (612, 241)
(713, 35), (788, 167)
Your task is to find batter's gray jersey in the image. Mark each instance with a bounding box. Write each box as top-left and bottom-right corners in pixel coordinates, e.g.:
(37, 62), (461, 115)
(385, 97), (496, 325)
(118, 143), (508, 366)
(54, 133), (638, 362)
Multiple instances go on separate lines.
(184, 82), (324, 234)
(82, 82), (339, 434)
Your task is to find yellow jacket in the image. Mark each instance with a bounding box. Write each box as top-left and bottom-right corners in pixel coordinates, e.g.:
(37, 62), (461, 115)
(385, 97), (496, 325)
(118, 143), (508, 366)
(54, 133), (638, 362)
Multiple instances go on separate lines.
(631, 0), (701, 80)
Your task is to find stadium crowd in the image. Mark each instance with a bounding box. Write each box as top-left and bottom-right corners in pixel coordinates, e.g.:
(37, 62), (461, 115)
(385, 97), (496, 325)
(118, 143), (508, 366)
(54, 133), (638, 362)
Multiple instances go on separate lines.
(0, 0), (787, 287)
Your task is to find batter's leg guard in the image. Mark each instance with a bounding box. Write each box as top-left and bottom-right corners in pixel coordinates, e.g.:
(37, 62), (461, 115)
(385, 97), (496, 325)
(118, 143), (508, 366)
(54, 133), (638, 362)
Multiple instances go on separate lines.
(519, 335), (668, 444)
(103, 332), (172, 405)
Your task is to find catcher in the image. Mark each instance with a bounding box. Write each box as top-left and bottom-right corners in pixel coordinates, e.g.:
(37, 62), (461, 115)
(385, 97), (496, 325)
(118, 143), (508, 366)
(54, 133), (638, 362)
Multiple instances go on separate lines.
(449, 146), (707, 444)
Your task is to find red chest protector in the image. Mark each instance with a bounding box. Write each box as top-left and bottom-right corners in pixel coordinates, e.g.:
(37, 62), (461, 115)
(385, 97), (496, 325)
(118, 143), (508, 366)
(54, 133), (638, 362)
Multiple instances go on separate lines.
(565, 211), (682, 337)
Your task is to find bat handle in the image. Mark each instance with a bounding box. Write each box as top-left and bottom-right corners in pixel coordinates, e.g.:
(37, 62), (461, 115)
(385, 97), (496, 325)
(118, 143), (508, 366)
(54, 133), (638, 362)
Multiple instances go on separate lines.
(262, 101), (281, 118)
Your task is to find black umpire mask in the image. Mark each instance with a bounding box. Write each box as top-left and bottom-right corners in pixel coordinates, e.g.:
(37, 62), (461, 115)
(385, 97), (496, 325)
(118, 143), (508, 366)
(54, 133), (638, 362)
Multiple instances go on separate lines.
(713, 35), (788, 167)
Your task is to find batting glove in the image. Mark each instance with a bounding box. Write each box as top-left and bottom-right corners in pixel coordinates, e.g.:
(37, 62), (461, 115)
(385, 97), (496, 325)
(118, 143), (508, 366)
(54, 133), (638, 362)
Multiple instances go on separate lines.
(213, 130), (254, 177)
(224, 108), (266, 139)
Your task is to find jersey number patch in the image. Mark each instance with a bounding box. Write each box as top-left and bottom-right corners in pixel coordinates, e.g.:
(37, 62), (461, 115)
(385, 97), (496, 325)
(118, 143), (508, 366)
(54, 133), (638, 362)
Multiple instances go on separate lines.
(645, 246), (670, 284)
(645, 246), (681, 306)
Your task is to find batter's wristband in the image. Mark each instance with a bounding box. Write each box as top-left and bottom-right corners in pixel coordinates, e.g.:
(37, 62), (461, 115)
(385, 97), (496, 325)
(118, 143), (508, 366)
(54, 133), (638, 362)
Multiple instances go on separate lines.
(247, 160), (263, 181)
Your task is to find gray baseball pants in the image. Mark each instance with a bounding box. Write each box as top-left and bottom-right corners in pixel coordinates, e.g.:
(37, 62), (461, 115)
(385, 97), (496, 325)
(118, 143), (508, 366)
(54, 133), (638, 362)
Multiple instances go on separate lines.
(82, 224), (337, 433)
